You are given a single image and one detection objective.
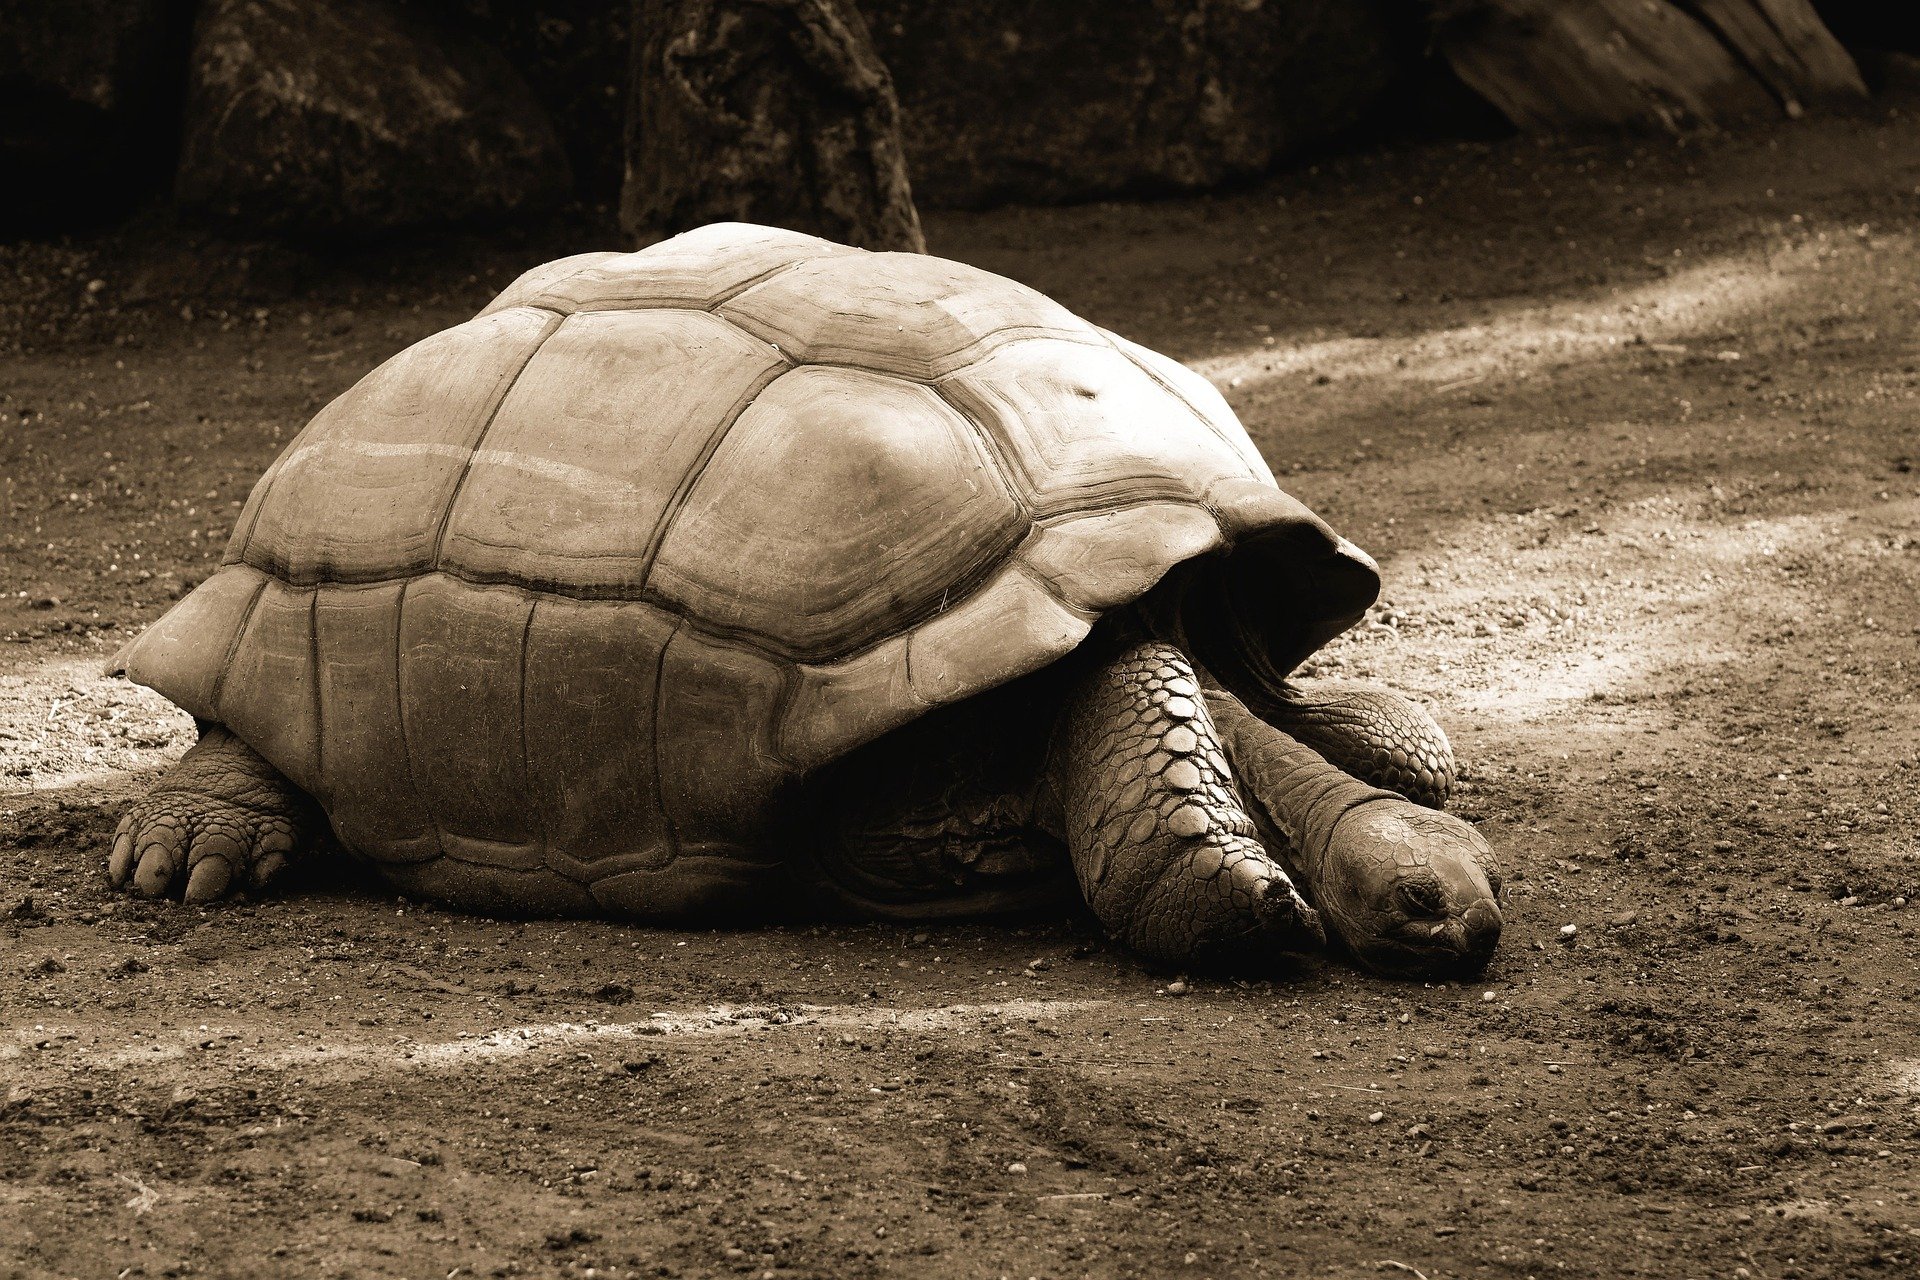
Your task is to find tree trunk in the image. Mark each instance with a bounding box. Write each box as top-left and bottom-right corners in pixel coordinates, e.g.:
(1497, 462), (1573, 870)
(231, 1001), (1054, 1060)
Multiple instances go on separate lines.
(1434, 0), (1866, 133)
(621, 0), (924, 252)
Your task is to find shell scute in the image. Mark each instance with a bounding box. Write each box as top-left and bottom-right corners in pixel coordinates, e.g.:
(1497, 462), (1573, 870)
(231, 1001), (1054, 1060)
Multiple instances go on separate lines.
(522, 594), (676, 879)
(313, 580), (437, 861)
(218, 576), (320, 799)
(439, 309), (787, 593)
(654, 628), (792, 859)
(235, 305), (558, 585)
(396, 574), (538, 854)
(941, 336), (1260, 517)
(649, 365), (1026, 660)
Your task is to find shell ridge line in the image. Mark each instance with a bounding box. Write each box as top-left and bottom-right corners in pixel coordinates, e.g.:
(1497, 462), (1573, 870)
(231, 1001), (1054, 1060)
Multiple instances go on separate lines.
(1097, 327), (1266, 482)
(208, 573), (270, 724)
(427, 309), (568, 570)
(703, 252), (841, 310)
(392, 577), (446, 861)
(924, 379), (1034, 526)
(636, 356), (793, 588)
(233, 549), (1135, 681)
(1007, 538), (1110, 617)
(435, 849), (557, 873)
(513, 252), (618, 314)
(228, 451), (288, 567)
(1028, 477), (1200, 521)
(650, 620), (681, 868)
(291, 438), (675, 507)
(230, 564), (817, 666)
(519, 598), (546, 865)
(308, 586), (324, 800)
(927, 324), (1111, 379)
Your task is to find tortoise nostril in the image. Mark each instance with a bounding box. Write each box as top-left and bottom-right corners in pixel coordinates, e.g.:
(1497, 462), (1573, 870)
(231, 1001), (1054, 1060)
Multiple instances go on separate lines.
(1461, 899), (1504, 946)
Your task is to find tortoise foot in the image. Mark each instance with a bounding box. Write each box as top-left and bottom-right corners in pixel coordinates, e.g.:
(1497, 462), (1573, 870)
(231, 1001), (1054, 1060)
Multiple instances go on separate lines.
(109, 725), (314, 903)
(1052, 640), (1326, 966)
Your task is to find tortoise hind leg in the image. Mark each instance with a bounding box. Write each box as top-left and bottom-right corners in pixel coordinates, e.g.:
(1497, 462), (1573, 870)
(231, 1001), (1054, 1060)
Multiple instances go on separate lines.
(110, 722), (322, 902)
(1044, 640), (1324, 965)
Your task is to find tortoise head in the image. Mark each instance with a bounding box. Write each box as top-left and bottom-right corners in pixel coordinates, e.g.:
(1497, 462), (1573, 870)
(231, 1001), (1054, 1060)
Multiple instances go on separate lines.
(1313, 804), (1505, 977)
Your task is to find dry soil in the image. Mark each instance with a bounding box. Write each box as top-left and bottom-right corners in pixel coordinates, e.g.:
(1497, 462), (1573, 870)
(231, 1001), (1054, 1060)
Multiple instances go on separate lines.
(2, 94), (1919, 1280)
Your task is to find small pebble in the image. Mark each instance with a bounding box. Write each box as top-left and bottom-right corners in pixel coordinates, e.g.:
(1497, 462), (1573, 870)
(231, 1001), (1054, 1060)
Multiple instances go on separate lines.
(1608, 911), (1638, 927)
(1165, 979), (1189, 996)
(1481, 990), (1496, 1002)
(1558, 924), (1578, 939)
(1367, 1111), (1385, 1124)
(1006, 1162), (1028, 1175)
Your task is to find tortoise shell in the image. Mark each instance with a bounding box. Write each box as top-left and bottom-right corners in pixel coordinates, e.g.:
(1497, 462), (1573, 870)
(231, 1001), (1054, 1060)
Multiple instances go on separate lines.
(113, 222), (1378, 917)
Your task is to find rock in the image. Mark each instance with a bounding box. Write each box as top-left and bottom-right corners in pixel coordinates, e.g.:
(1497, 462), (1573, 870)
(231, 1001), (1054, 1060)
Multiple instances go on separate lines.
(0, 0), (193, 230)
(176, 0), (571, 237)
(1436, 0), (1864, 134)
(420, 1), (632, 204)
(860, 0), (1409, 208)
(623, 0), (924, 251)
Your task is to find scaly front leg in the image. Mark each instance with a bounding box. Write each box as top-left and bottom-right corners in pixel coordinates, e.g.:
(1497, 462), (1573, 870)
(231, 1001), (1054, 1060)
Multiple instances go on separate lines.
(1044, 640), (1324, 966)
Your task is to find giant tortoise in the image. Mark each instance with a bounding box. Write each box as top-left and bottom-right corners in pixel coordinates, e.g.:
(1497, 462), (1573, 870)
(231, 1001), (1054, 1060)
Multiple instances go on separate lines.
(107, 222), (1505, 975)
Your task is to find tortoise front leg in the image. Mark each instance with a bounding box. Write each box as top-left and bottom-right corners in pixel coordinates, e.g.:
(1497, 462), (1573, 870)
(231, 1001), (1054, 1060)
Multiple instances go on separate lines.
(1206, 688), (1504, 976)
(1256, 678), (1455, 809)
(1044, 641), (1323, 965)
(110, 722), (321, 902)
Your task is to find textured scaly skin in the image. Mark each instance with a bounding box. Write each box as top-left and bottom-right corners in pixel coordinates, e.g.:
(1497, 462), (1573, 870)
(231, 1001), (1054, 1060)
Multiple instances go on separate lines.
(1206, 688), (1504, 975)
(1258, 680), (1455, 809)
(109, 724), (318, 902)
(1048, 641), (1323, 964)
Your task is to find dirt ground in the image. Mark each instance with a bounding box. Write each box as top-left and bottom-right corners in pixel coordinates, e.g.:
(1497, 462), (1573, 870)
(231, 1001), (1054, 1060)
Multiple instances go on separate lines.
(5, 86), (1920, 1280)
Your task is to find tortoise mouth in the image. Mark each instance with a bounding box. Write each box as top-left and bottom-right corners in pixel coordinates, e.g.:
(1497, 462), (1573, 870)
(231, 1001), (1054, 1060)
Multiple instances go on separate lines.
(1344, 896), (1505, 978)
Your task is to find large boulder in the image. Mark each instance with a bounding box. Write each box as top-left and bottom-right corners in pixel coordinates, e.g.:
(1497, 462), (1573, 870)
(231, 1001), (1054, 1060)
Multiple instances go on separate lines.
(857, 0), (1408, 208)
(412, 1), (633, 206)
(176, 0), (572, 237)
(1435, 0), (1865, 133)
(0, 0), (193, 231)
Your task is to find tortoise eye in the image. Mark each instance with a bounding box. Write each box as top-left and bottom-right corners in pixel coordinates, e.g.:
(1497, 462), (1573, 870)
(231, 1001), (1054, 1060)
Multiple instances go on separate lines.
(1393, 877), (1448, 918)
